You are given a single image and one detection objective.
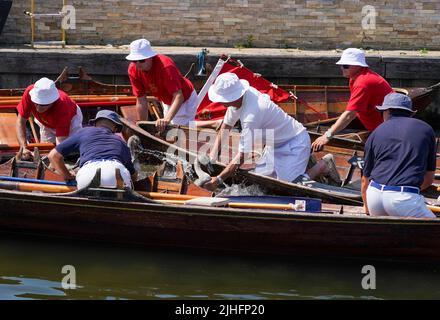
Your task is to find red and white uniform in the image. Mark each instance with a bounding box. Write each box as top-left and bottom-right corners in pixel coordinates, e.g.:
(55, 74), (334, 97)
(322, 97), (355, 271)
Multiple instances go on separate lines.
(128, 54), (197, 125)
(17, 85), (82, 142)
(346, 68), (393, 131)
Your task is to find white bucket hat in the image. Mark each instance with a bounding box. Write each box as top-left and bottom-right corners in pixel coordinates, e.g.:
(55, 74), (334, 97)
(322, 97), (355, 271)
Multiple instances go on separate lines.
(208, 73), (250, 103)
(336, 48), (369, 67)
(29, 77), (60, 105)
(125, 39), (157, 61)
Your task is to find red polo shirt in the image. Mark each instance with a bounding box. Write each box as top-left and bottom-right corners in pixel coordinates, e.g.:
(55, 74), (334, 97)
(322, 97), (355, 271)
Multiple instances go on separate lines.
(346, 68), (394, 131)
(16, 85), (78, 137)
(128, 54), (194, 105)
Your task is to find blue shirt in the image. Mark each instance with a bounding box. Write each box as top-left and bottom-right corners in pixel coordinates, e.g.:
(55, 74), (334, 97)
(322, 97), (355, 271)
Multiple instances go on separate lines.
(56, 126), (136, 175)
(363, 115), (436, 188)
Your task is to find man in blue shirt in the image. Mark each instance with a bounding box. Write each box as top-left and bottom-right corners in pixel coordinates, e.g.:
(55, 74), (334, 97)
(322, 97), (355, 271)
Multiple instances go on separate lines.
(48, 110), (137, 189)
(362, 93), (436, 218)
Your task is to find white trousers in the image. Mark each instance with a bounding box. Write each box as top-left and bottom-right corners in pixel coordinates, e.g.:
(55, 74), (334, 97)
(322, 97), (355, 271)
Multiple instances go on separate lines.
(366, 184), (435, 218)
(254, 130), (310, 183)
(34, 106), (83, 143)
(76, 160), (132, 190)
(162, 90), (198, 126)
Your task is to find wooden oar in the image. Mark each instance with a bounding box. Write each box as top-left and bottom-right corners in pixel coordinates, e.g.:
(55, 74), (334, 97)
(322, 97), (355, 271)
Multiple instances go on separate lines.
(155, 199), (300, 211)
(0, 142), (54, 151)
(0, 180), (75, 193)
(0, 95), (136, 105)
(428, 205), (440, 214)
(28, 116), (40, 143)
(0, 176), (76, 186)
(138, 192), (197, 201)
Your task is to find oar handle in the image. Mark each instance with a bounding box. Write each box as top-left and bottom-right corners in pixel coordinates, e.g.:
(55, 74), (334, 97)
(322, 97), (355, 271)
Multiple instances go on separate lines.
(0, 176), (76, 186)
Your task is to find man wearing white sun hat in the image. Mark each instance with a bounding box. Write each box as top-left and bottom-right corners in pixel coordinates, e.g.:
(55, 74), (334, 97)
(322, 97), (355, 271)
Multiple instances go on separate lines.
(311, 48), (393, 152)
(201, 72), (337, 191)
(16, 77), (83, 160)
(126, 39), (197, 131)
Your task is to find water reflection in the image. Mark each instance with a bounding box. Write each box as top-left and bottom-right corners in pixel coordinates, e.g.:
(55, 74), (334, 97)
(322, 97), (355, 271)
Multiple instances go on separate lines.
(0, 234), (439, 300)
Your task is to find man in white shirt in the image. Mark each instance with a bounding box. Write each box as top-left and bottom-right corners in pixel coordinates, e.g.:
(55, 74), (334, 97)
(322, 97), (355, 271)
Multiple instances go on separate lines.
(202, 73), (334, 190)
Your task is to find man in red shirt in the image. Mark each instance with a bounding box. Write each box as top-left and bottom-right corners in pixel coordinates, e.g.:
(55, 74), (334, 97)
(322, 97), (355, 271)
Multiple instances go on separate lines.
(126, 39), (197, 131)
(311, 48), (393, 151)
(16, 77), (83, 159)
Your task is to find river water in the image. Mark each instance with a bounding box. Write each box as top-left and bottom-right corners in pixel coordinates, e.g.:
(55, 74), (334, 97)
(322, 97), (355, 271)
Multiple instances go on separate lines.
(1, 234), (440, 300)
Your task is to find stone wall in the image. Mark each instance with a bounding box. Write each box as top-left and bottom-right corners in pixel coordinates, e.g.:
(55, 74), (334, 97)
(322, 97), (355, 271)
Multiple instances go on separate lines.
(1, 0), (440, 49)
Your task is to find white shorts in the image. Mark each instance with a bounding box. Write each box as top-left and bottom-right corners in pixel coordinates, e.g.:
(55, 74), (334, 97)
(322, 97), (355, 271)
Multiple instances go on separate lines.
(366, 183), (435, 218)
(162, 90), (198, 126)
(76, 159), (133, 190)
(35, 106), (83, 143)
(254, 130), (310, 183)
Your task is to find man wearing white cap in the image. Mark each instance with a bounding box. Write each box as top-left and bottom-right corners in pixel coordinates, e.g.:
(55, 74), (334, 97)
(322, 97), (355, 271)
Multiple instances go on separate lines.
(201, 73), (335, 190)
(311, 48), (393, 152)
(16, 77), (83, 160)
(126, 39), (197, 130)
(362, 92), (436, 218)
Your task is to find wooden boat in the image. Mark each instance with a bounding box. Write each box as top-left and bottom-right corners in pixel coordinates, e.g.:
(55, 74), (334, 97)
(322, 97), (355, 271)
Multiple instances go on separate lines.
(0, 124), (440, 261)
(2, 163), (440, 261)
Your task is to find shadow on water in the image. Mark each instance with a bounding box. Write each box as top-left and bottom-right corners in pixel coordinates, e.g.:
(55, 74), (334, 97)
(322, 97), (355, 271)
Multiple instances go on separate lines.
(0, 234), (440, 300)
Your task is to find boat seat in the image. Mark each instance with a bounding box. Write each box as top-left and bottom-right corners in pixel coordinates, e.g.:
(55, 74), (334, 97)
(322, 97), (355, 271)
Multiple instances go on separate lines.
(9, 147), (44, 179)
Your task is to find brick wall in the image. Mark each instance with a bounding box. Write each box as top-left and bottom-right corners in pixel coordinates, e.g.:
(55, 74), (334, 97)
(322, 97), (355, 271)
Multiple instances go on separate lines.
(1, 0), (440, 49)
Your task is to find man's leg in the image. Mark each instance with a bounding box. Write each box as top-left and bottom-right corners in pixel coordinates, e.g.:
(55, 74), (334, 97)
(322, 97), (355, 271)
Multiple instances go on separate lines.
(170, 90), (198, 126)
(383, 191), (435, 218)
(307, 154), (341, 184)
(69, 106), (83, 135)
(272, 131), (311, 182)
(34, 118), (56, 143)
(366, 184), (388, 216)
(99, 160), (133, 188)
(76, 160), (132, 189)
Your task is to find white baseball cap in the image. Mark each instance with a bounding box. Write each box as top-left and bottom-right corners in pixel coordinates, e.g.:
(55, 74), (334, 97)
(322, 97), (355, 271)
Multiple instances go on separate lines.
(336, 48), (369, 67)
(125, 39), (157, 61)
(208, 73), (250, 103)
(29, 77), (60, 105)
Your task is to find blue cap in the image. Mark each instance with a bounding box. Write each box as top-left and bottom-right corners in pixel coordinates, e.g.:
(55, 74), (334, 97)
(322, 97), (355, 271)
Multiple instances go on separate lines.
(376, 92), (413, 112)
(89, 110), (123, 130)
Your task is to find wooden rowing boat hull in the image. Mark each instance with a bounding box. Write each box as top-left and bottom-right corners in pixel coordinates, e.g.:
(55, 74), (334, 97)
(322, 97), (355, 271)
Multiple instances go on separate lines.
(0, 188), (439, 261)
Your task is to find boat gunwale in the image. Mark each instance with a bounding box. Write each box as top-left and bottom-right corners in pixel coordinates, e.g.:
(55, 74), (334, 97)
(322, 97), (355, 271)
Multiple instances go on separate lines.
(0, 188), (438, 225)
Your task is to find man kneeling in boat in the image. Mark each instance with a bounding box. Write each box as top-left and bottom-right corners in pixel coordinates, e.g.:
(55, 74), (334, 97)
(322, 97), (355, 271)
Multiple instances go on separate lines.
(48, 110), (137, 189)
(201, 73), (337, 191)
(16, 77), (83, 160)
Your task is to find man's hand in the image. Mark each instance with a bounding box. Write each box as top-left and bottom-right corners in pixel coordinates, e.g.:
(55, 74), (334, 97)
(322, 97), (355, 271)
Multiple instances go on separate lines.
(202, 177), (219, 191)
(155, 118), (170, 133)
(64, 170), (76, 181)
(311, 135), (330, 152)
(20, 147), (34, 161)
